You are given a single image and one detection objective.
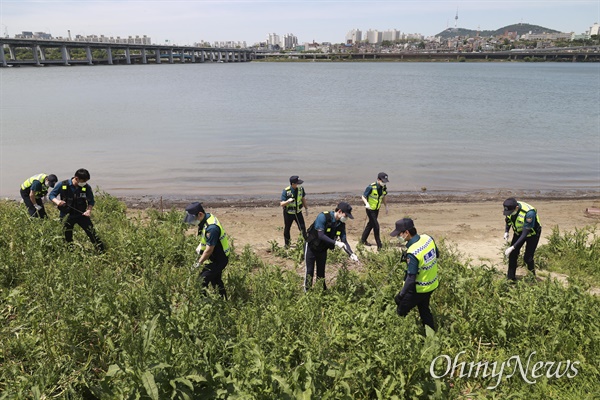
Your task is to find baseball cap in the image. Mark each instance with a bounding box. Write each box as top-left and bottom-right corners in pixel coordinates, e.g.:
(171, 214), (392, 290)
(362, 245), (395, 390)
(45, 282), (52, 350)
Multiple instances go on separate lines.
(378, 172), (389, 183)
(290, 175), (304, 184)
(337, 201), (354, 219)
(183, 202), (205, 224)
(503, 198), (519, 216)
(46, 174), (58, 188)
(390, 218), (415, 237)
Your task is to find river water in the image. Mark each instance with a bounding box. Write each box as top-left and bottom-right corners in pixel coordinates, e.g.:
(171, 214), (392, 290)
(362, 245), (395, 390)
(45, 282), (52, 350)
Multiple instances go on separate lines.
(1, 62), (598, 200)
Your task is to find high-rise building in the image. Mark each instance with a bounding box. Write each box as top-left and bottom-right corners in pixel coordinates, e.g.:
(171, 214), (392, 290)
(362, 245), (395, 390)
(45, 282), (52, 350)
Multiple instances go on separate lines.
(382, 29), (400, 42)
(267, 33), (280, 48)
(282, 33), (298, 50)
(366, 30), (382, 44)
(589, 23), (600, 36)
(345, 29), (362, 44)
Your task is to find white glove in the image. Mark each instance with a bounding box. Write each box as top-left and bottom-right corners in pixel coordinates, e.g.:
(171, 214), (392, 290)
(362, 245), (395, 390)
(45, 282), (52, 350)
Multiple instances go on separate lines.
(505, 246), (515, 256)
(195, 243), (203, 254)
(335, 241), (346, 249)
(287, 198), (295, 203)
(364, 204), (371, 210)
(350, 253), (359, 262)
(192, 261), (201, 269)
(34, 204), (43, 211)
(503, 232), (509, 241)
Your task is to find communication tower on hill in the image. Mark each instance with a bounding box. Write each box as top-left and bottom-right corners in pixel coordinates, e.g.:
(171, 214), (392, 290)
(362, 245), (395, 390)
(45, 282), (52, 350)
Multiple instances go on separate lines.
(454, 7), (458, 30)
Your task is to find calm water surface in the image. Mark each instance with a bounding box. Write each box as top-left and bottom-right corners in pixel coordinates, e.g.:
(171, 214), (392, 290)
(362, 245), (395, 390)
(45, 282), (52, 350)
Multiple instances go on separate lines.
(1, 62), (598, 199)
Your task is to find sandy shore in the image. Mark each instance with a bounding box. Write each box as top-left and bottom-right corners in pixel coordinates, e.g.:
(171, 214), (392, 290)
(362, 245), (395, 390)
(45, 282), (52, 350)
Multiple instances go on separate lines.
(130, 192), (600, 281)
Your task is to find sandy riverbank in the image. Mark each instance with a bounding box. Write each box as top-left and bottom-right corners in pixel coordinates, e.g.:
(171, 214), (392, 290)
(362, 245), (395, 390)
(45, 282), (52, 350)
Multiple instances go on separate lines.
(123, 192), (600, 280)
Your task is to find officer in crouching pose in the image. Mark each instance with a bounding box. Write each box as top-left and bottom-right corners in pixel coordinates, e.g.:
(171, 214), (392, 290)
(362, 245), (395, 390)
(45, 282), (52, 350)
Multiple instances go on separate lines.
(49, 168), (104, 252)
(304, 201), (359, 291)
(390, 218), (439, 331)
(184, 202), (230, 298)
(20, 173), (58, 218)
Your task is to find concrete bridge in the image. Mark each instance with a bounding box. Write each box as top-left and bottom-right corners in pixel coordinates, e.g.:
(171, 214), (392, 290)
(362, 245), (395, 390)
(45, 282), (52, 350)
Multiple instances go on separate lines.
(0, 38), (255, 67)
(255, 47), (600, 62)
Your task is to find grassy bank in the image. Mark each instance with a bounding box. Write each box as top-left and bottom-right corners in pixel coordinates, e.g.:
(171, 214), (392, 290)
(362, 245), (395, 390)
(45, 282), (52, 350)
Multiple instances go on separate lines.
(1, 194), (598, 399)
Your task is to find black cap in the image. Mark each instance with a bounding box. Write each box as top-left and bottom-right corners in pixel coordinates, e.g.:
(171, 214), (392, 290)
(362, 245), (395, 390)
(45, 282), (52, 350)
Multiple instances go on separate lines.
(46, 174), (58, 188)
(503, 198), (519, 216)
(336, 201), (354, 219)
(290, 175), (304, 185)
(183, 202), (205, 223)
(378, 172), (389, 183)
(390, 218), (414, 237)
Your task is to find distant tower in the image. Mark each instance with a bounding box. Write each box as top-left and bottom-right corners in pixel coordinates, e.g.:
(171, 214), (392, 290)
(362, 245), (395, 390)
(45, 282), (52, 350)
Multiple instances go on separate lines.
(454, 7), (458, 29)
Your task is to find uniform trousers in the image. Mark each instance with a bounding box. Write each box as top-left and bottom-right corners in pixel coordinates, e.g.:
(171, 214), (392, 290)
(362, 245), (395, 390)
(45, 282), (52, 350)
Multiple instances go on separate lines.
(283, 210), (306, 246)
(507, 229), (541, 280)
(360, 208), (381, 248)
(304, 243), (328, 290)
(200, 259), (228, 298)
(20, 190), (47, 218)
(395, 289), (436, 331)
(63, 215), (105, 252)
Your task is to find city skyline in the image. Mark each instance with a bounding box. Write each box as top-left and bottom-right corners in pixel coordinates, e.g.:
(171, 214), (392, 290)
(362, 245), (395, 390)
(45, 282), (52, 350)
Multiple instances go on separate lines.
(2, 0), (598, 46)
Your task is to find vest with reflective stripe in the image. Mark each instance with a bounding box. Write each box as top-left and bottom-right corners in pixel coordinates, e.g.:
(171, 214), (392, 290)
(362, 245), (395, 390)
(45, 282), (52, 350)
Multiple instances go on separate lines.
(21, 173), (49, 197)
(198, 214), (230, 257)
(506, 201), (541, 237)
(407, 234), (439, 293)
(367, 182), (387, 210)
(60, 180), (89, 214)
(284, 185), (304, 214)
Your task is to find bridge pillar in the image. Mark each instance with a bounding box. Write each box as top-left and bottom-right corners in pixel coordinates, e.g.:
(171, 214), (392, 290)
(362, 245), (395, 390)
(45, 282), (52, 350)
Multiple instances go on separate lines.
(191, 50), (196, 63)
(32, 45), (41, 66)
(167, 49), (173, 63)
(38, 46), (47, 61)
(180, 49), (185, 63)
(200, 50), (205, 62)
(156, 49), (161, 64)
(0, 45), (7, 67)
(8, 45), (15, 60)
(125, 48), (131, 64)
(107, 46), (113, 65)
(141, 48), (147, 64)
(86, 46), (93, 65)
(225, 51), (230, 62)
(61, 45), (70, 66)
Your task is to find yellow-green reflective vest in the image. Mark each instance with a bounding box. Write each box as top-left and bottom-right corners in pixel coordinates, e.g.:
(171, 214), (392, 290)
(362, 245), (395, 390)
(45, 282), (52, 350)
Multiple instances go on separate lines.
(21, 173), (49, 198)
(284, 185), (304, 214)
(198, 214), (231, 256)
(367, 182), (387, 210)
(507, 201), (540, 237)
(407, 234), (439, 293)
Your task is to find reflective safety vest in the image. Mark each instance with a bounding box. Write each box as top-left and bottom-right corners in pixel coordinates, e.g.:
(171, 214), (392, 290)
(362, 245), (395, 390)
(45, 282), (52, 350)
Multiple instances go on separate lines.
(506, 201), (541, 237)
(306, 211), (341, 252)
(59, 180), (90, 214)
(21, 173), (49, 198)
(284, 185), (304, 214)
(366, 182), (387, 210)
(407, 234), (439, 293)
(198, 214), (231, 257)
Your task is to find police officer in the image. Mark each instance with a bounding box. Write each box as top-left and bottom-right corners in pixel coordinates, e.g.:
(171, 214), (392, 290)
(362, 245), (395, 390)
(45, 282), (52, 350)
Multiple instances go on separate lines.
(20, 173), (58, 218)
(304, 202), (359, 291)
(184, 202), (230, 298)
(360, 172), (389, 250)
(390, 218), (439, 331)
(502, 198), (542, 281)
(280, 175), (308, 247)
(49, 168), (104, 252)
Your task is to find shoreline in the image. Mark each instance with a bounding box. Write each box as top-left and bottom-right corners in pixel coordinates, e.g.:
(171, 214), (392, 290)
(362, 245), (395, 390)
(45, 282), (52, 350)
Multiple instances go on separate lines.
(116, 188), (600, 210)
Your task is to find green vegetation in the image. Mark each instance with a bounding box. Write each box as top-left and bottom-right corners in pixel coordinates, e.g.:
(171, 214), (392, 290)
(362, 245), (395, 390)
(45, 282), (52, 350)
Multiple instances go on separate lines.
(1, 195), (599, 398)
(537, 226), (600, 287)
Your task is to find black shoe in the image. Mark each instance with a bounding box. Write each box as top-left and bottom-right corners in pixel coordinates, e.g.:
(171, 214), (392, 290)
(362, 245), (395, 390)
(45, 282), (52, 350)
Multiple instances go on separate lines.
(361, 241), (373, 247)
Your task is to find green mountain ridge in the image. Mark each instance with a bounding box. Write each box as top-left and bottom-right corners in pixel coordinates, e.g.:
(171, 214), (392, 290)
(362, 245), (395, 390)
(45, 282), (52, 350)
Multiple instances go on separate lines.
(436, 23), (561, 38)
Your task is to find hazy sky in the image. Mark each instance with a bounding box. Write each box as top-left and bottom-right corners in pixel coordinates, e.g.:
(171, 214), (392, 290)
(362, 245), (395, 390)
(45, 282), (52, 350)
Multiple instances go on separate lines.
(1, 0), (598, 45)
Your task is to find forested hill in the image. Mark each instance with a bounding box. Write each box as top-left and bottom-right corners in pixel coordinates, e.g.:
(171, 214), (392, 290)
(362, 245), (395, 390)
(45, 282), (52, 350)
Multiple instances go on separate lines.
(436, 23), (561, 39)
